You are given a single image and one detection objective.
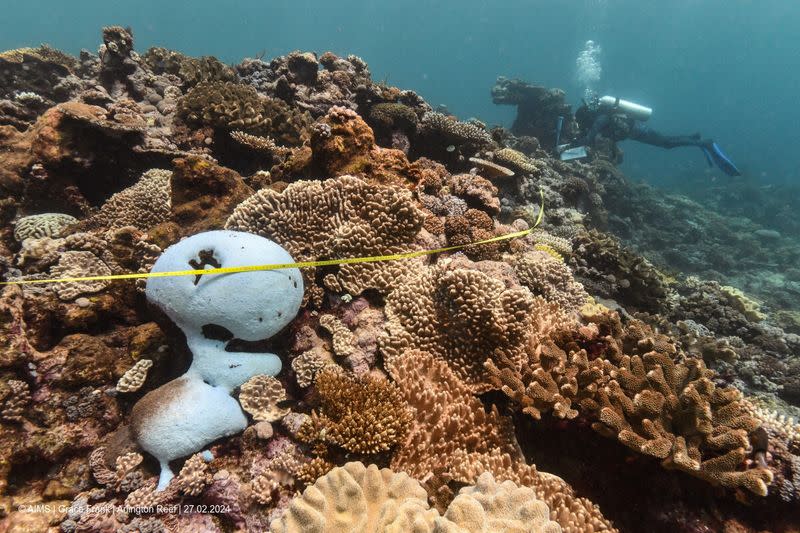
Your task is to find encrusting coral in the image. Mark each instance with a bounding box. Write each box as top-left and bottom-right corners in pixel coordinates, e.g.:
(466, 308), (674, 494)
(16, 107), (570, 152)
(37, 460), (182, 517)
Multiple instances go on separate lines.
(116, 358), (153, 393)
(238, 374), (291, 422)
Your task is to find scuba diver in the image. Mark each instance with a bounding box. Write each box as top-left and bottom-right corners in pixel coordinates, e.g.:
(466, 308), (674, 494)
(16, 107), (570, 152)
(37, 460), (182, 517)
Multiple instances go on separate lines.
(561, 95), (741, 176)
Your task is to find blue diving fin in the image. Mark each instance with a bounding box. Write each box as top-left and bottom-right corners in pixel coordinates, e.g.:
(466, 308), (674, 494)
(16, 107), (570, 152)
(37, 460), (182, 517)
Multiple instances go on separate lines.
(707, 142), (741, 176)
(700, 146), (714, 167)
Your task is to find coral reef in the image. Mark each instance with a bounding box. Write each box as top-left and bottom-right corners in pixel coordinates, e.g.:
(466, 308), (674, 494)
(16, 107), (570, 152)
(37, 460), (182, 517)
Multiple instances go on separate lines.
(0, 27), (797, 533)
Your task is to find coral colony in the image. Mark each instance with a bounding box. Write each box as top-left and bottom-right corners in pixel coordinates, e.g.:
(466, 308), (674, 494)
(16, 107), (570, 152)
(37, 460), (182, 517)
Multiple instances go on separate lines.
(0, 26), (798, 533)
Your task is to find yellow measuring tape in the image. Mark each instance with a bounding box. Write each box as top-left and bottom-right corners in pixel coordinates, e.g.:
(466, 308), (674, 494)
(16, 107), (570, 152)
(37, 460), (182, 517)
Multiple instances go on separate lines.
(1, 191), (544, 286)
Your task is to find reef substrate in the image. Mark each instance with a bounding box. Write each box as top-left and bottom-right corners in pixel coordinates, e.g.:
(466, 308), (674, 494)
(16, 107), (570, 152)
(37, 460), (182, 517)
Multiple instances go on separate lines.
(0, 27), (799, 533)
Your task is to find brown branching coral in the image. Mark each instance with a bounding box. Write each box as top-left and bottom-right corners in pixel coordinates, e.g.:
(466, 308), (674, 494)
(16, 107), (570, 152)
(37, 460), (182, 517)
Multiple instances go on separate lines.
(226, 174), (425, 304)
(309, 105), (414, 185)
(388, 349), (615, 533)
(488, 309), (774, 496)
(379, 258), (537, 392)
(299, 369), (412, 454)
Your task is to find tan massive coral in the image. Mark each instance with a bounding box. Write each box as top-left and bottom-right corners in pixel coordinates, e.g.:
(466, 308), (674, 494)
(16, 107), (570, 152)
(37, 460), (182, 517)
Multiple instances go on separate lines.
(226, 174), (426, 304)
(271, 462), (564, 533)
(441, 472), (562, 533)
(13, 213), (77, 242)
(82, 169), (172, 231)
(270, 462), (437, 533)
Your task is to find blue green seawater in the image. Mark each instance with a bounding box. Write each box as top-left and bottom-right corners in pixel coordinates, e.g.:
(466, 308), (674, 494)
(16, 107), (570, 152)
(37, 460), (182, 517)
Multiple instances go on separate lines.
(2, 0), (799, 188)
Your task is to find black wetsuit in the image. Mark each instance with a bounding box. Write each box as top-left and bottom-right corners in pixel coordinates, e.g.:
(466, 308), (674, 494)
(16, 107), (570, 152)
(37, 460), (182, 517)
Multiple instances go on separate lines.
(575, 105), (709, 149)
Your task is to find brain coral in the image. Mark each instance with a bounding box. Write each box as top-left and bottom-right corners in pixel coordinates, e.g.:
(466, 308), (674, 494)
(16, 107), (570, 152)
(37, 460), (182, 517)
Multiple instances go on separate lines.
(226, 174), (425, 304)
(271, 462), (562, 533)
(13, 213), (77, 242)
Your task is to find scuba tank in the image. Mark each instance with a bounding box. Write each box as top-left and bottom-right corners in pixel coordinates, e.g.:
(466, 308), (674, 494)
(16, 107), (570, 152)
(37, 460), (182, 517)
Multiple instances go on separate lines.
(598, 95), (652, 121)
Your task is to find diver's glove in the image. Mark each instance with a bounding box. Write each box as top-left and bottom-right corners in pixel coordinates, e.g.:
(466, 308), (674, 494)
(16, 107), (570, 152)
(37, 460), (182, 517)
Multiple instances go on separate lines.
(700, 141), (741, 176)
